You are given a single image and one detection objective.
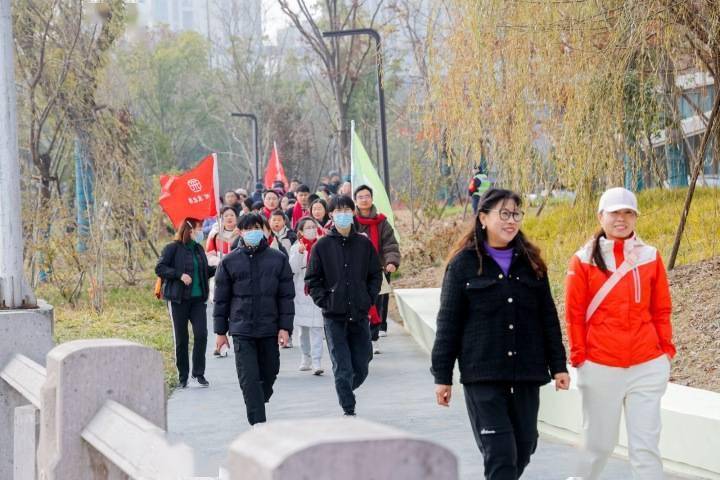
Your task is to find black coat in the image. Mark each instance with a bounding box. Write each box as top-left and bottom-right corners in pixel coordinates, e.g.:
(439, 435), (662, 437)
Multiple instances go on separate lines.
(431, 248), (567, 386)
(213, 240), (295, 338)
(155, 241), (215, 303)
(305, 227), (383, 322)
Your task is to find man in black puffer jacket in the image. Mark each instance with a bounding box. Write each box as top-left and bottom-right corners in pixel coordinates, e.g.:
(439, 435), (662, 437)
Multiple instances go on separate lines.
(213, 213), (295, 425)
(305, 195), (383, 416)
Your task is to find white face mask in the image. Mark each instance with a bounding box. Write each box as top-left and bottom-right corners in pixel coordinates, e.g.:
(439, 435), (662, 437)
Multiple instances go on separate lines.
(303, 228), (317, 241)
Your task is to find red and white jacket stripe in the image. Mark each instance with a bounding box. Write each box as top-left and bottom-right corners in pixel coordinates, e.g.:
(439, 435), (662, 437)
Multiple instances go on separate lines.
(565, 234), (676, 368)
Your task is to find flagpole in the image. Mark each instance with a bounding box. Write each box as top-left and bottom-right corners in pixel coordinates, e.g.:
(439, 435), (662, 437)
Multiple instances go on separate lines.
(350, 121), (355, 191)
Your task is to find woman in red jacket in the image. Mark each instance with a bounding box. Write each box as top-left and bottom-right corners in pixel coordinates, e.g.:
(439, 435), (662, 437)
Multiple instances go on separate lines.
(565, 187), (675, 480)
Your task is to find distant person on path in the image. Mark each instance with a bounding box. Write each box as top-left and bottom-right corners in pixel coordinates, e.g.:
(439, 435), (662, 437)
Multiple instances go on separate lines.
(289, 217), (326, 375)
(205, 206), (240, 266)
(565, 187), (675, 480)
(262, 190), (281, 220)
(213, 213), (295, 425)
(310, 198), (331, 232)
(305, 195), (383, 416)
(224, 190), (241, 216)
(288, 184), (312, 229)
(431, 188), (569, 480)
(469, 165), (492, 214)
(353, 184), (401, 352)
(156, 218), (216, 388)
(269, 210), (297, 252)
(251, 182), (264, 203)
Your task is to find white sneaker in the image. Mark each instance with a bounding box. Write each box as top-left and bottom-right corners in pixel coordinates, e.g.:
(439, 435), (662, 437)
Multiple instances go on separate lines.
(379, 331), (388, 337)
(313, 365), (324, 375)
(373, 343), (381, 355)
(299, 357), (312, 371)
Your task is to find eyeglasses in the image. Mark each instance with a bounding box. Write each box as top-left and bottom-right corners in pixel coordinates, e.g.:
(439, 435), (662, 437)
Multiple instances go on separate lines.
(489, 209), (524, 222)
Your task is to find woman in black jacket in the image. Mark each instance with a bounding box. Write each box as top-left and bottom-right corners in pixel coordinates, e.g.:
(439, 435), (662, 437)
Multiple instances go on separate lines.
(156, 218), (215, 388)
(431, 189), (569, 480)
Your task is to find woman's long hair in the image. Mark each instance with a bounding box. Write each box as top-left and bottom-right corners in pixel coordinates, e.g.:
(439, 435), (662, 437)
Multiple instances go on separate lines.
(446, 189), (548, 278)
(174, 218), (202, 244)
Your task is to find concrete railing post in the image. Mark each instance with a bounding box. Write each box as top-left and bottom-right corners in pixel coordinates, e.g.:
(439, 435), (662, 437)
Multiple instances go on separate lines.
(14, 404), (39, 480)
(224, 418), (458, 480)
(36, 339), (166, 480)
(0, 302), (53, 478)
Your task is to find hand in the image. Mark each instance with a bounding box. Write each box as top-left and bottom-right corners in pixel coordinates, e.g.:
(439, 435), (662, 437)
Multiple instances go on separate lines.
(554, 372), (570, 391)
(180, 273), (192, 286)
(215, 334), (229, 351)
(278, 329), (290, 347)
(386, 264), (397, 273)
(435, 384), (452, 407)
(298, 242), (306, 254)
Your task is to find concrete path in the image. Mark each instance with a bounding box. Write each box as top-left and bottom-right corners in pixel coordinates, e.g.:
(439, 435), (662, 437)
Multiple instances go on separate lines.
(167, 308), (694, 479)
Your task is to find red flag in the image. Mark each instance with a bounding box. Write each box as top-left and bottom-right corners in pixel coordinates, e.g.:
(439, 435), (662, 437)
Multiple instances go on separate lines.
(158, 154), (220, 228)
(263, 142), (288, 189)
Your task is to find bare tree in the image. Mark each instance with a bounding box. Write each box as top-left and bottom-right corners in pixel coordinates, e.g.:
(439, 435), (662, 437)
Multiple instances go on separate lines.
(277, 0), (386, 172)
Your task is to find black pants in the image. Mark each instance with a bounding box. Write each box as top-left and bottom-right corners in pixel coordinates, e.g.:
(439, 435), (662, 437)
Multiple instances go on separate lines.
(324, 318), (373, 412)
(464, 383), (540, 480)
(232, 336), (280, 425)
(168, 298), (207, 382)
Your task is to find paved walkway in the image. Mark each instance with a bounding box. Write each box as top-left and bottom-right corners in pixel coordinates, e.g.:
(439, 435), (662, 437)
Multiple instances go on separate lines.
(167, 308), (693, 479)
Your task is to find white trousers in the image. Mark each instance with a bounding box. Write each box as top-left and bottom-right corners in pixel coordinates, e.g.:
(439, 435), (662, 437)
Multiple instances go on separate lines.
(574, 355), (670, 480)
(299, 326), (324, 368)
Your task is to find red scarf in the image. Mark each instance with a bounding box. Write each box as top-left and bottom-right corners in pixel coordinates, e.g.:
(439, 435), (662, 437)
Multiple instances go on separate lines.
(262, 207), (273, 219)
(291, 202), (309, 229)
(300, 236), (318, 295)
(355, 213), (386, 252)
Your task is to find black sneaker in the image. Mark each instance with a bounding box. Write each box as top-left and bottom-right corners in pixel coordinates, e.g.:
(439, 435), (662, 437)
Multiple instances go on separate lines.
(179, 379), (188, 388)
(193, 375), (209, 387)
(343, 409), (356, 416)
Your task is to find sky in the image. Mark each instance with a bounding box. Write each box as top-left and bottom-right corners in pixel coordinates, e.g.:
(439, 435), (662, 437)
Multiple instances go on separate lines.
(262, 0), (290, 44)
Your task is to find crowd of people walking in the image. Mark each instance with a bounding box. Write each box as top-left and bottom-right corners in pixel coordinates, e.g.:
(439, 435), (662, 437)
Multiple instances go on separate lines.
(156, 175), (675, 479)
(155, 174), (401, 422)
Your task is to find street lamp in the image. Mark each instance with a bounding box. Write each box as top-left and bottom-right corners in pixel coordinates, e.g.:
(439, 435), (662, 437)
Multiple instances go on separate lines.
(230, 112), (260, 185)
(0, 0), (36, 308)
(322, 28), (390, 194)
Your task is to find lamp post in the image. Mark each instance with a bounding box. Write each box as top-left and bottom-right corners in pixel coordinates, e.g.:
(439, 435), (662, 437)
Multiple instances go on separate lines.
(0, 0), (36, 308)
(322, 28), (390, 194)
(230, 112), (260, 185)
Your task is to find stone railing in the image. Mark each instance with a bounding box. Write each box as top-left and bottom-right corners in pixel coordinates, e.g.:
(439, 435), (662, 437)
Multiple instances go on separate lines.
(1, 315), (458, 480)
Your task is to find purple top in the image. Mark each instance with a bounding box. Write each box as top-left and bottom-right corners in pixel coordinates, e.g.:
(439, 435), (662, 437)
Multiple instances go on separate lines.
(484, 242), (514, 275)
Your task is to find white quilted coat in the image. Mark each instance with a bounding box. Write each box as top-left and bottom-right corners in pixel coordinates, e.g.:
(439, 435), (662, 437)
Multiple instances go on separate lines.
(288, 242), (324, 328)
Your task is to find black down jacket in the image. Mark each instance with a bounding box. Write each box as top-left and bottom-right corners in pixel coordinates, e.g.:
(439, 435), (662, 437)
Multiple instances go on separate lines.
(304, 227), (383, 322)
(213, 239), (295, 338)
(431, 247), (567, 386)
(155, 241), (215, 303)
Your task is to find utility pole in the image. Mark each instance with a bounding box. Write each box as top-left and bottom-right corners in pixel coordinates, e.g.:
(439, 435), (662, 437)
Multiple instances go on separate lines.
(322, 28), (390, 195)
(0, 0), (36, 308)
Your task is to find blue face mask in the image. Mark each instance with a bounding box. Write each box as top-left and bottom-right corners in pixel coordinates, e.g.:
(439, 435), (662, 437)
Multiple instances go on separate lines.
(192, 230), (204, 243)
(333, 212), (354, 229)
(243, 230), (264, 247)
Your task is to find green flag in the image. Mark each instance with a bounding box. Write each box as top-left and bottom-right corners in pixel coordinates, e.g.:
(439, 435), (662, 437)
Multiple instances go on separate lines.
(350, 122), (398, 238)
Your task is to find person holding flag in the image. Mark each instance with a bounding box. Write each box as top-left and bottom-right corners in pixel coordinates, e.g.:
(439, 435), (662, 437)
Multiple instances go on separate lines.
(156, 153), (221, 388)
(353, 185), (400, 352)
(155, 218), (216, 388)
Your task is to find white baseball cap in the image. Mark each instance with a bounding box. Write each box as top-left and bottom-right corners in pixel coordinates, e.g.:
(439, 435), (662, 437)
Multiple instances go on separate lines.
(598, 187), (640, 214)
